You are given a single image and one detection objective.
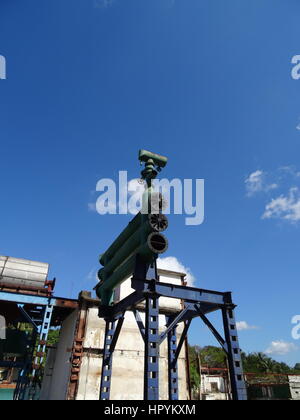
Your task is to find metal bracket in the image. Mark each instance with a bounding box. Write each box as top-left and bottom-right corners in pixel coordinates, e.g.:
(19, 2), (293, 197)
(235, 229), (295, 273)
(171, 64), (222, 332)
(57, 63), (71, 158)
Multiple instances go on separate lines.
(194, 304), (228, 354)
(17, 304), (39, 332)
(133, 309), (145, 342)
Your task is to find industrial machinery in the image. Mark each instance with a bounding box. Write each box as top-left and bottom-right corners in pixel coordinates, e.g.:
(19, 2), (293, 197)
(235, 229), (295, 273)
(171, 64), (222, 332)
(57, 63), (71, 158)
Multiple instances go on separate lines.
(0, 256), (55, 295)
(95, 150), (169, 306)
(96, 150), (248, 401)
(0, 257), (75, 400)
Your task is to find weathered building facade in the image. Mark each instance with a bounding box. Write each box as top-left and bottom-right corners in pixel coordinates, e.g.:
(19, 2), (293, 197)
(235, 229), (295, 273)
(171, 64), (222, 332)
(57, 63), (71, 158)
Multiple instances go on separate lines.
(40, 269), (191, 400)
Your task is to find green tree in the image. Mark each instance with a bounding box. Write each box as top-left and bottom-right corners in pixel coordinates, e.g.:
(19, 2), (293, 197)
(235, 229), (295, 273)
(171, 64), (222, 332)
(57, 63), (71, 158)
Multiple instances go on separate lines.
(47, 328), (60, 346)
(293, 363), (300, 373)
(188, 345), (201, 389)
(199, 346), (227, 369)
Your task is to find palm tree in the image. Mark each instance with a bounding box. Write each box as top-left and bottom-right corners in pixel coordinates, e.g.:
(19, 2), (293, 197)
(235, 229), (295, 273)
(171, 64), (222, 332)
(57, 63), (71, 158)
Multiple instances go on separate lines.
(256, 353), (276, 373)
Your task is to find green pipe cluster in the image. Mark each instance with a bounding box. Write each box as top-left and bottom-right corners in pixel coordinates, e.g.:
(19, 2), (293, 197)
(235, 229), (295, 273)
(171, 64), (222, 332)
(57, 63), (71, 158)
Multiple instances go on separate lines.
(96, 211), (168, 306)
(96, 149), (169, 306)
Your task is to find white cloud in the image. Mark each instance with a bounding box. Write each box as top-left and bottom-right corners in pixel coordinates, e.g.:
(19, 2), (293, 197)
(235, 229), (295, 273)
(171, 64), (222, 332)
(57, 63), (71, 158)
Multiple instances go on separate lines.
(279, 165), (297, 175)
(265, 340), (298, 356)
(157, 256), (195, 286)
(245, 170), (277, 197)
(236, 321), (259, 331)
(262, 187), (300, 222)
(245, 170), (264, 196)
(278, 166), (300, 180)
(246, 167), (300, 224)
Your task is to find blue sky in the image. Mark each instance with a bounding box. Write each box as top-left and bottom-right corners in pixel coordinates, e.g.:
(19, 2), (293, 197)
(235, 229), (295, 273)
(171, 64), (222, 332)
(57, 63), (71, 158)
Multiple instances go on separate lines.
(1, 0), (300, 366)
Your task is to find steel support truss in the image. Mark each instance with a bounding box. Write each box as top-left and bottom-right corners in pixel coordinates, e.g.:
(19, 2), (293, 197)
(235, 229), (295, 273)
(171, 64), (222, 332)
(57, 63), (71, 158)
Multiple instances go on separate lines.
(13, 302), (54, 400)
(98, 266), (247, 401)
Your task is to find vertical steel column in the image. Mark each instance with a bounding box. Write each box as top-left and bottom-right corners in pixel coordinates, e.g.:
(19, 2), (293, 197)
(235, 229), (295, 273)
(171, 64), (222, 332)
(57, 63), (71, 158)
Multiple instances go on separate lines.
(100, 319), (116, 400)
(99, 315), (124, 400)
(144, 294), (160, 400)
(222, 295), (247, 401)
(167, 320), (179, 400)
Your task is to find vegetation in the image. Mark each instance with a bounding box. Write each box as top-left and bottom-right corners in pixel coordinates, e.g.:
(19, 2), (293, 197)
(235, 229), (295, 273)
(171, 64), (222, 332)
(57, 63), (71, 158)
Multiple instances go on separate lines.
(188, 345), (300, 389)
(47, 328), (60, 347)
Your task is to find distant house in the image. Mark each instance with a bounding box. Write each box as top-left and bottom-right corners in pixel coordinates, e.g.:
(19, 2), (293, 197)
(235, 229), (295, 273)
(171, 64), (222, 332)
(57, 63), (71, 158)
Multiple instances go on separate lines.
(289, 376), (300, 400)
(200, 374), (230, 400)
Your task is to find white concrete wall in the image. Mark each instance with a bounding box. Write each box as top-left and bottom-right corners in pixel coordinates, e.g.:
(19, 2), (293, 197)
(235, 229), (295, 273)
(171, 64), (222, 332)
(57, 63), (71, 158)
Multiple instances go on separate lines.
(289, 376), (300, 400)
(201, 375), (226, 393)
(114, 270), (183, 312)
(76, 270), (190, 400)
(76, 307), (189, 400)
(44, 270), (190, 400)
(40, 348), (57, 400)
(200, 375), (229, 400)
(40, 310), (78, 400)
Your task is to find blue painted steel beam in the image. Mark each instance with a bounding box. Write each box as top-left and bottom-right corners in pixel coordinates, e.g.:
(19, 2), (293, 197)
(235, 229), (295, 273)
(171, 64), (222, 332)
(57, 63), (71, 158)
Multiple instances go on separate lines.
(133, 309), (146, 342)
(194, 304), (228, 353)
(167, 319), (179, 400)
(99, 314), (125, 400)
(158, 305), (192, 344)
(99, 291), (144, 318)
(132, 278), (227, 306)
(172, 319), (191, 367)
(17, 304), (39, 332)
(99, 281), (225, 322)
(178, 303), (220, 321)
(144, 295), (160, 400)
(0, 291), (55, 306)
(222, 302), (248, 400)
(109, 315), (125, 353)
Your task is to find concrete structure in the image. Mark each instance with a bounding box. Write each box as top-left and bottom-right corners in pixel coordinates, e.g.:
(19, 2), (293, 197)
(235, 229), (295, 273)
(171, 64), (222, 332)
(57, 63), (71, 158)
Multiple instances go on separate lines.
(200, 375), (229, 400)
(40, 311), (78, 400)
(0, 255), (77, 400)
(0, 256), (49, 290)
(289, 375), (300, 400)
(40, 269), (191, 400)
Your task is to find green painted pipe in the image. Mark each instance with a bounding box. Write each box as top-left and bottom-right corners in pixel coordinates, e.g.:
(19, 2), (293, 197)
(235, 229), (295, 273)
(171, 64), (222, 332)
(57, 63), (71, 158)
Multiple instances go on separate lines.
(99, 212), (142, 266)
(96, 232), (168, 305)
(98, 224), (150, 282)
(98, 213), (168, 282)
(96, 254), (137, 305)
